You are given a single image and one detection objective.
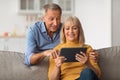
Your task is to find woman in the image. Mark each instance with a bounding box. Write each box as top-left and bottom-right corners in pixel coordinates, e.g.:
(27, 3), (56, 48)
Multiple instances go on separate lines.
(48, 16), (101, 80)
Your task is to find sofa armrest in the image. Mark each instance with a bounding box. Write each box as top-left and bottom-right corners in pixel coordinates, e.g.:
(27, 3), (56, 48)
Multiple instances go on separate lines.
(97, 46), (120, 80)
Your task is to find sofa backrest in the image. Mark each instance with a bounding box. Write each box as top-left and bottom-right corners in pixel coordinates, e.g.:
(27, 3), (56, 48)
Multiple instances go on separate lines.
(0, 51), (49, 80)
(0, 46), (120, 80)
(97, 46), (120, 80)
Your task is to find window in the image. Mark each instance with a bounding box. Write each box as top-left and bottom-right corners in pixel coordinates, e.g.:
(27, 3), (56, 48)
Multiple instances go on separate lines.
(19, 0), (74, 15)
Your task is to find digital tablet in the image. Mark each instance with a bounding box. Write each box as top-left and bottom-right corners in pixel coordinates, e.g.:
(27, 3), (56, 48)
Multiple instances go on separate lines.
(60, 47), (87, 62)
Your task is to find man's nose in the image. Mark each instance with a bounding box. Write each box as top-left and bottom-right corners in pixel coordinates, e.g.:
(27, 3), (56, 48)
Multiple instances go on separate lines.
(53, 19), (57, 25)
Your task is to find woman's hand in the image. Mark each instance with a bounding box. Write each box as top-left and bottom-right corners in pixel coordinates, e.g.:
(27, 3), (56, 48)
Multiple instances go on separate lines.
(50, 52), (65, 80)
(49, 50), (66, 67)
(55, 56), (66, 67)
(75, 52), (88, 64)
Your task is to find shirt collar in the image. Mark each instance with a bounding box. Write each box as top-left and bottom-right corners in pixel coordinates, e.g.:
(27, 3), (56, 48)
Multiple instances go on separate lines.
(41, 22), (62, 34)
(41, 22), (47, 33)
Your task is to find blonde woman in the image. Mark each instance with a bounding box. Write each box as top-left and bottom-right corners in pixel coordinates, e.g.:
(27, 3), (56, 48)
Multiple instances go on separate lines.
(48, 16), (101, 80)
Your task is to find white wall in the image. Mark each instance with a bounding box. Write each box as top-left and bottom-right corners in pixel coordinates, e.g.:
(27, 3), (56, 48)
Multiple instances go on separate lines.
(0, 0), (26, 36)
(0, 0), (111, 50)
(75, 0), (111, 49)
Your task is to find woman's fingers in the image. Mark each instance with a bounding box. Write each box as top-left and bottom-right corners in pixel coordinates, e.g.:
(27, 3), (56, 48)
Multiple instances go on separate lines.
(75, 52), (88, 64)
(55, 56), (66, 67)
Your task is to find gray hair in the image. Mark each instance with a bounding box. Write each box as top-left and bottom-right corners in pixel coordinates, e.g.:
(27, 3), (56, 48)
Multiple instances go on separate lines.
(43, 3), (62, 15)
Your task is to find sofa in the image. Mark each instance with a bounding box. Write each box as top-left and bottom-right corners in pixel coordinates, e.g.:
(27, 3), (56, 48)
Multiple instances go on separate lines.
(0, 46), (120, 80)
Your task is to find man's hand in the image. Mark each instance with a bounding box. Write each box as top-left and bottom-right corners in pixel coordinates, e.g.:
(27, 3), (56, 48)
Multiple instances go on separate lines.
(89, 50), (99, 62)
(51, 50), (59, 59)
(43, 49), (57, 57)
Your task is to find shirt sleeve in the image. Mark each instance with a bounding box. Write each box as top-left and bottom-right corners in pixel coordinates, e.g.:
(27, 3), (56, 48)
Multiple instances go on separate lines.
(24, 26), (37, 65)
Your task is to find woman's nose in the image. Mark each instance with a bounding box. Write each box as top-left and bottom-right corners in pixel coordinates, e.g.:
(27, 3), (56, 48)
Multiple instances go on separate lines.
(69, 28), (73, 32)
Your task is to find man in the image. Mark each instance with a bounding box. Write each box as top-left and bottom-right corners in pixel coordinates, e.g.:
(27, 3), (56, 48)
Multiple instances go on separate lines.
(24, 3), (98, 65)
(24, 3), (62, 65)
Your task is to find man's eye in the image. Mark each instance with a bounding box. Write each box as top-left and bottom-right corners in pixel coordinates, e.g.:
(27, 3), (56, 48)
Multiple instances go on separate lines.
(56, 18), (60, 21)
(49, 18), (54, 21)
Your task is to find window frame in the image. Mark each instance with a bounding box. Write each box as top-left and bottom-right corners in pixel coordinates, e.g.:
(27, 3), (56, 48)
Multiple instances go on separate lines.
(19, 0), (74, 15)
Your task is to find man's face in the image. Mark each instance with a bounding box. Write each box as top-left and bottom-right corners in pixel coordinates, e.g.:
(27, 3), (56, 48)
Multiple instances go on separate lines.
(42, 9), (61, 33)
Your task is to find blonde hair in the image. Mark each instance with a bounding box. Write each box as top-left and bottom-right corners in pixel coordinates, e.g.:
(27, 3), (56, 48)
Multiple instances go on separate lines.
(60, 16), (85, 44)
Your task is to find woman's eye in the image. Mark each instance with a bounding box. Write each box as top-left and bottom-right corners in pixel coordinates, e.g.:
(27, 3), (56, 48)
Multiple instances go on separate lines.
(73, 27), (77, 29)
(65, 27), (69, 30)
(65, 28), (69, 30)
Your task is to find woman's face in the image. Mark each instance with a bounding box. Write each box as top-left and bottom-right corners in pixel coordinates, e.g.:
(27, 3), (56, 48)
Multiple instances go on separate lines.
(64, 22), (79, 42)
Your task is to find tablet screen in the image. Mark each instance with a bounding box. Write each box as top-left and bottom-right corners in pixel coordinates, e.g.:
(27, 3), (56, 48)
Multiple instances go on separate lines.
(60, 47), (87, 62)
